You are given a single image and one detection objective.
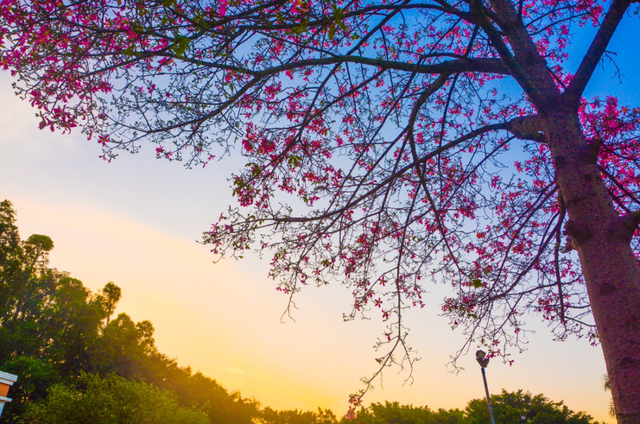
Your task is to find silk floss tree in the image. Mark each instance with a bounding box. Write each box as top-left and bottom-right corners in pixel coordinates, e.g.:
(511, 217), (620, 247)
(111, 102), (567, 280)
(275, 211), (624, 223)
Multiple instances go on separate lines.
(1, 0), (639, 421)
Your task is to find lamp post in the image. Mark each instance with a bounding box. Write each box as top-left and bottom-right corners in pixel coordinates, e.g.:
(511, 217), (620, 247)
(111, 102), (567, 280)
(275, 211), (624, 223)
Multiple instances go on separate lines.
(476, 350), (496, 424)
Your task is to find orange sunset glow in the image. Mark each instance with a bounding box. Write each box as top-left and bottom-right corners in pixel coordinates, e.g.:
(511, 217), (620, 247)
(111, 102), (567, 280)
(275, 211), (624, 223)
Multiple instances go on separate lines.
(0, 74), (612, 422)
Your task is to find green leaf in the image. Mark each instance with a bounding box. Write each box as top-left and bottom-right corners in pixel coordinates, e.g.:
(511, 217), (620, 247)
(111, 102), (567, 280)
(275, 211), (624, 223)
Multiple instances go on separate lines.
(292, 18), (309, 34)
(328, 24), (336, 40)
(333, 6), (347, 31)
(287, 154), (302, 167)
(171, 35), (190, 58)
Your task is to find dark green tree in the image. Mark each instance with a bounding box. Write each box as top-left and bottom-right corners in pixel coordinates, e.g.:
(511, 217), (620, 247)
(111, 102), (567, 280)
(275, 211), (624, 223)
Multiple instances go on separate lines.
(0, 201), (100, 416)
(92, 313), (157, 378)
(161, 370), (260, 424)
(257, 407), (338, 424)
(44, 277), (108, 375)
(344, 401), (464, 424)
(17, 373), (209, 424)
(0, 200), (29, 321)
(464, 390), (598, 424)
(96, 281), (122, 327)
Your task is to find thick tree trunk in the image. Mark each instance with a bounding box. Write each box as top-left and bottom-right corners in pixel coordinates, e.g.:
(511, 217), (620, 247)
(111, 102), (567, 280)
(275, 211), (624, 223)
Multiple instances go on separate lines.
(545, 112), (640, 424)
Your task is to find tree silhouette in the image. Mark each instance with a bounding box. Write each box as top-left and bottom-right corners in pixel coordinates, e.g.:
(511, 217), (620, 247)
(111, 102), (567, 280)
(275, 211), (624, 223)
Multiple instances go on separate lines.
(464, 390), (596, 424)
(17, 373), (209, 424)
(97, 282), (122, 327)
(1, 0), (640, 421)
(344, 401), (465, 424)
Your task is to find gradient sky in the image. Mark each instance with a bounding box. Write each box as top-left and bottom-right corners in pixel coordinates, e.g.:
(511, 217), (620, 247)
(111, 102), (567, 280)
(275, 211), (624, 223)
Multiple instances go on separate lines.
(2, 14), (639, 422)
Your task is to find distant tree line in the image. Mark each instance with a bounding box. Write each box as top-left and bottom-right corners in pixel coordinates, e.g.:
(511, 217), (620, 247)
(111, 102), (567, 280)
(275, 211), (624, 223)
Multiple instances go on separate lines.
(0, 200), (604, 424)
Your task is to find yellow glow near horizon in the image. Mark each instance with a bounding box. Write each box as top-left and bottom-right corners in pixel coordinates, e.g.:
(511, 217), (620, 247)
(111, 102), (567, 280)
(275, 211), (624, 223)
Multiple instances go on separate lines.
(7, 195), (344, 410)
(5, 195), (611, 421)
(0, 74), (612, 422)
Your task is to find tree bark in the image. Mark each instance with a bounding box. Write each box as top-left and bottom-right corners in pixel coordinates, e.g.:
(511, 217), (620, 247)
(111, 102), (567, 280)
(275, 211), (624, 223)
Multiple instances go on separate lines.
(544, 112), (640, 424)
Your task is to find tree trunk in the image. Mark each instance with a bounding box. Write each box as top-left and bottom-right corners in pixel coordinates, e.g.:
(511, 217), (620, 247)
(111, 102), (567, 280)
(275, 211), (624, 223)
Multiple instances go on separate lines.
(545, 112), (640, 424)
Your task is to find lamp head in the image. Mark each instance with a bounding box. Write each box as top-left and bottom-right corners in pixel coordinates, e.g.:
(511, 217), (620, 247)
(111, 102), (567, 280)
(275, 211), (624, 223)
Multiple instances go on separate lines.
(475, 350), (490, 367)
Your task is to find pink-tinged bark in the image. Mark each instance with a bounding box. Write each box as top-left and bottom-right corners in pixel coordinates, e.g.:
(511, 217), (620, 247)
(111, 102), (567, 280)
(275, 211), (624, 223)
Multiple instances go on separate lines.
(545, 113), (640, 423)
(2, 0), (640, 421)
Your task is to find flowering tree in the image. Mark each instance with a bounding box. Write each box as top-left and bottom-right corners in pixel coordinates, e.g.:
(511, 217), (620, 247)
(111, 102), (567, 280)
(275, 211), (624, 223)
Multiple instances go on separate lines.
(1, 0), (639, 421)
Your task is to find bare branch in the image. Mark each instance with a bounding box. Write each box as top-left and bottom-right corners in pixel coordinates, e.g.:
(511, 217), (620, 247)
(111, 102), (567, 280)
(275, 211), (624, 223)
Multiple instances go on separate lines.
(564, 0), (633, 108)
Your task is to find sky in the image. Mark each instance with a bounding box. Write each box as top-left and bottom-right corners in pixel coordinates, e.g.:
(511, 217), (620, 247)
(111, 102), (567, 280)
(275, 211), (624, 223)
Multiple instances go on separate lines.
(2, 11), (639, 423)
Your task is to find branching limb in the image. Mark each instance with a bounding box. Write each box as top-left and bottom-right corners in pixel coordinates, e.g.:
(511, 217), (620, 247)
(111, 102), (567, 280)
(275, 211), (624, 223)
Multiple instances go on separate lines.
(504, 115), (544, 142)
(564, 0), (634, 109)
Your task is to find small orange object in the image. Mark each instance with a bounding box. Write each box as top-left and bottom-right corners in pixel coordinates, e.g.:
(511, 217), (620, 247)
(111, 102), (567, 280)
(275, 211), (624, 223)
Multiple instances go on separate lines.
(0, 371), (18, 418)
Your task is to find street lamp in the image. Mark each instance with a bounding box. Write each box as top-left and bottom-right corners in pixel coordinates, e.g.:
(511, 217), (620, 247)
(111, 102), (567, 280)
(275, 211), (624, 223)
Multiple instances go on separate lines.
(476, 350), (496, 424)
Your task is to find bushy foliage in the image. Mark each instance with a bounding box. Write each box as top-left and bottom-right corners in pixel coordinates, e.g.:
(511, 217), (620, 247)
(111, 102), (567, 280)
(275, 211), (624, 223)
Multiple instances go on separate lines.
(342, 392), (599, 424)
(257, 407), (339, 424)
(464, 390), (597, 424)
(345, 401), (465, 424)
(17, 373), (209, 424)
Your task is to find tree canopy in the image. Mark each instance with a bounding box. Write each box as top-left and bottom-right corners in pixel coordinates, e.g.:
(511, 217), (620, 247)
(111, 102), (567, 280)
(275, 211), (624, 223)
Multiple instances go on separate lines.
(1, 0), (640, 421)
(464, 390), (595, 424)
(17, 373), (210, 424)
(347, 393), (599, 424)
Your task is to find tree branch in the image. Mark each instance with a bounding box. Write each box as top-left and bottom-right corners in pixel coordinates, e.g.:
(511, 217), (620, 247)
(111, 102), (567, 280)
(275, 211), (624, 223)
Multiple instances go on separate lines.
(273, 120), (508, 224)
(504, 114), (544, 141)
(255, 56), (511, 77)
(564, 0), (633, 108)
